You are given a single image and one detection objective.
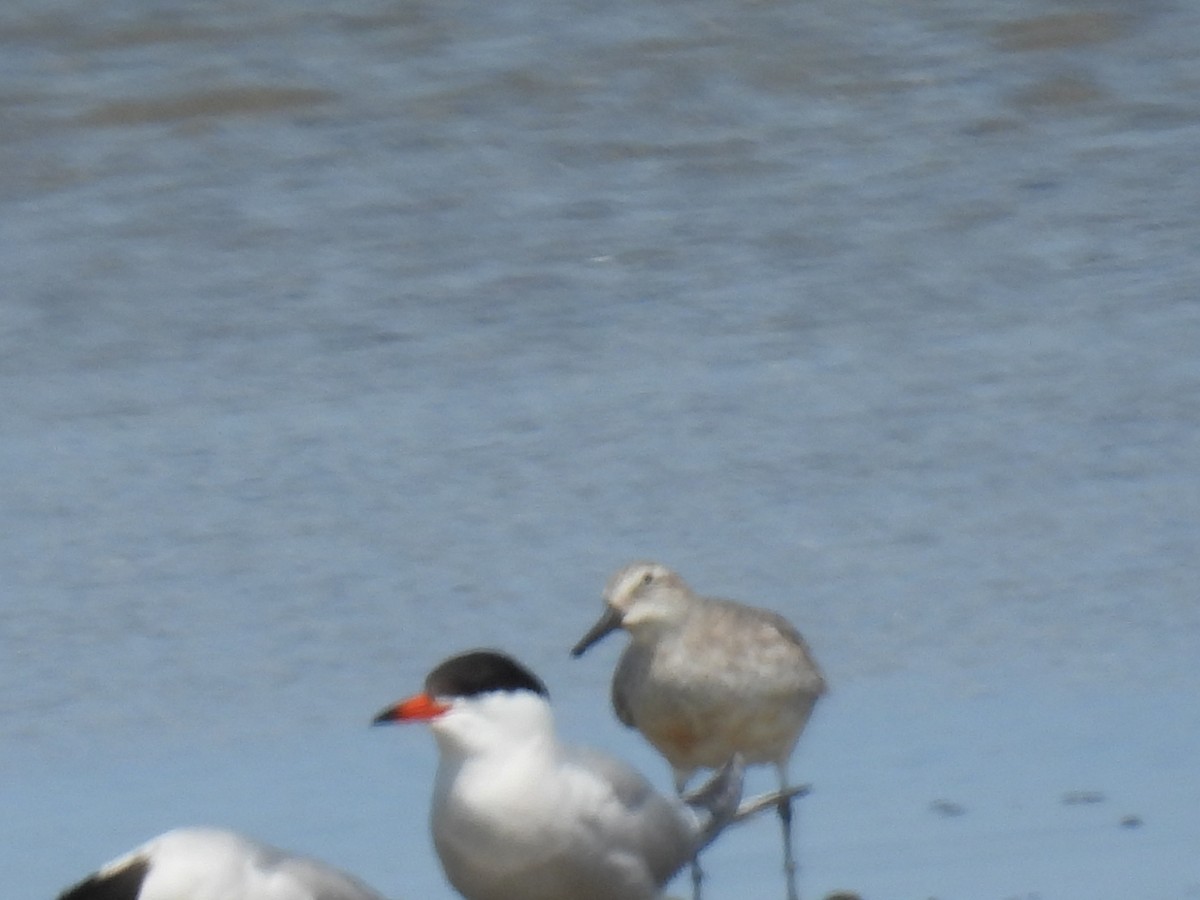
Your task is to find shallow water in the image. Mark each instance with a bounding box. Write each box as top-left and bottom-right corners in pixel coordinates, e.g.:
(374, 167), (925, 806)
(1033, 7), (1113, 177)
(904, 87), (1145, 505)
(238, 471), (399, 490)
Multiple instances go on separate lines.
(3, 0), (1199, 897)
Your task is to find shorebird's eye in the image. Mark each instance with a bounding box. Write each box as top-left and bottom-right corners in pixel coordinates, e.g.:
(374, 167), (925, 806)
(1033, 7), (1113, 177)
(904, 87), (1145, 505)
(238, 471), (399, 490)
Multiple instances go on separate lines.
(641, 571), (653, 585)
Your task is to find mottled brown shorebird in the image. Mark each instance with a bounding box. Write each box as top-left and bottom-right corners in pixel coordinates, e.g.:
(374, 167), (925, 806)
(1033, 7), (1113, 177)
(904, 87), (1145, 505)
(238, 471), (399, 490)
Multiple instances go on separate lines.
(572, 561), (826, 900)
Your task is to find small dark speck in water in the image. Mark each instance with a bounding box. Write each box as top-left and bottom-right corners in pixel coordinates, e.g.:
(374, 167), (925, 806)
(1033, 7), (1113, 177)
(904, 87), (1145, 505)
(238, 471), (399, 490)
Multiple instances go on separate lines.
(929, 799), (967, 817)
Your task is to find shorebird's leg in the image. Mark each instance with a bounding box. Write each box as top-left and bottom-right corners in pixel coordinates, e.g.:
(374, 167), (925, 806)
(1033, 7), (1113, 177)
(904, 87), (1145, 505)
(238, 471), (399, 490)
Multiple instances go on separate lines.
(777, 762), (800, 900)
(676, 772), (705, 900)
(690, 857), (703, 900)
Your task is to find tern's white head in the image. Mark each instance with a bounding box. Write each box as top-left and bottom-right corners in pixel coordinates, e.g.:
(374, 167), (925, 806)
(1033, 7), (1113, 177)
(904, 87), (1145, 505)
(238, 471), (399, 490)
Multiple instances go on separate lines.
(373, 649), (554, 760)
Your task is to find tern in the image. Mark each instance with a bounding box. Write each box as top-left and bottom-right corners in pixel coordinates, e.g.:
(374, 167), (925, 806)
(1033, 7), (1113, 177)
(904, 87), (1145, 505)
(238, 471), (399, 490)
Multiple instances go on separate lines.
(373, 649), (797, 900)
(571, 561), (827, 900)
(57, 826), (389, 900)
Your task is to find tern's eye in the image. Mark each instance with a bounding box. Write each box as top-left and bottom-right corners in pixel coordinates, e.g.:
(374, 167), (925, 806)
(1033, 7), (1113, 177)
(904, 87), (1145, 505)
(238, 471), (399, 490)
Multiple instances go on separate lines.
(641, 571), (653, 585)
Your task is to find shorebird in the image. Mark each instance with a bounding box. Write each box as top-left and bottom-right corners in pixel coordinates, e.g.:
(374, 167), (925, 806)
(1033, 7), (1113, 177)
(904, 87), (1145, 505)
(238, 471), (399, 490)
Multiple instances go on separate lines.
(57, 826), (389, 900)
(373, 649), (800, 900)
(571, 561), (827, 900)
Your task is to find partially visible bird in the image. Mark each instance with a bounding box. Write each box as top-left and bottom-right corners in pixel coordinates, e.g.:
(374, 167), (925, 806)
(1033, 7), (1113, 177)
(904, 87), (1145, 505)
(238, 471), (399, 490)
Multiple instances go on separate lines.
(57, 826), (389, 900)
(373, 649), (793, 900)
(571, 561), (827, 900)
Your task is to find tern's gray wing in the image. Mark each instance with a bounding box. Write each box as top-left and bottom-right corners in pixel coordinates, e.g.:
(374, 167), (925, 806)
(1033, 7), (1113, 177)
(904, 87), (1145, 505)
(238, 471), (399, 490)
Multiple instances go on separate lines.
(275, 854), (391, 900)
(565, 747), (701, 888)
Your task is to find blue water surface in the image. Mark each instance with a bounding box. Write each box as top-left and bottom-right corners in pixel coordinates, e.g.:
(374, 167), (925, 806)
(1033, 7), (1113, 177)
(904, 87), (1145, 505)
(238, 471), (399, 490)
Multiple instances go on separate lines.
(2, 0), (1199, 896)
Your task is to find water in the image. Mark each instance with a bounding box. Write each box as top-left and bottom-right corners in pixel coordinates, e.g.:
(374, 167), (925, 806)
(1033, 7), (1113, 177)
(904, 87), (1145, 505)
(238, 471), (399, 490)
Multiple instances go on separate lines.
(3, 0), (1199, 897)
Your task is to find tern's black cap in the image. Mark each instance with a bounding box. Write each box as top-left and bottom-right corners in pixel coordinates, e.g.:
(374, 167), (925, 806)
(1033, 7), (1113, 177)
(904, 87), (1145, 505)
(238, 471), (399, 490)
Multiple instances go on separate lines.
(425, 649), (549, 700)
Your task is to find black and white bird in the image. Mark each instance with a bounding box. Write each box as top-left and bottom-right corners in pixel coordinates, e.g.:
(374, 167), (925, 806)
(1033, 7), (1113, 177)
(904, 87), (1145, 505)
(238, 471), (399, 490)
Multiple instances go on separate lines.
(57, 826), (389, 900)
(572, 561), (827, 900)
(373, 649), (795, 900)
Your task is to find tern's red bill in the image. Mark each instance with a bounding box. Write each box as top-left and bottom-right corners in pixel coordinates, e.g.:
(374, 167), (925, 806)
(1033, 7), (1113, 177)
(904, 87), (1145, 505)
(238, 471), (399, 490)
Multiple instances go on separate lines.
(372, 693), (449, 724)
